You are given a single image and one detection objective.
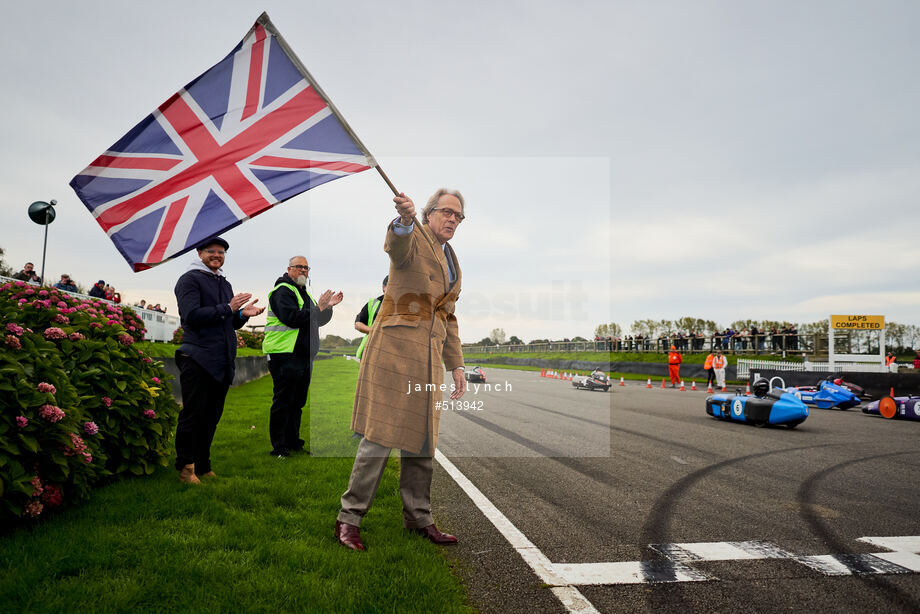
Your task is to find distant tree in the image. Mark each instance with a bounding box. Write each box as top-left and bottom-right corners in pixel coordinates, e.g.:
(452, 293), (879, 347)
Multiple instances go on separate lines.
(596, 322), (622, 337)
(477, 337), (494, 346)
(572, 336), (588, 342)
(529, 338), (549, 344)
(509, 335), (524, 344)
(595, 324), (609, 338)
(320, 334), (349, 348)
(490, 328), (507, 344)
(0, 247), (12, 277)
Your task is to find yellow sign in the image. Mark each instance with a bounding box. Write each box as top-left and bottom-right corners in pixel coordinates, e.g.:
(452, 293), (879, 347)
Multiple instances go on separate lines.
(830, 315), (885, 330)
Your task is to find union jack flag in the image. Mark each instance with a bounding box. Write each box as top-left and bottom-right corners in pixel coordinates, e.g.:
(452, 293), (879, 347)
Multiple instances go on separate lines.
(70, 13), (376, 271)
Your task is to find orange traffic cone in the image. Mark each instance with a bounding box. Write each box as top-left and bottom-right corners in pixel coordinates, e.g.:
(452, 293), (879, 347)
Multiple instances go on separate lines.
(679, 380), (686, 391)
(646, 378), (652, 389)
(706, 382), (713, 393)
(619, 377), (626, 387)
(690, 380), (697, 391)
(721, 386), (726, 392)
(745, 382), (751, 395)
(661, 378), (666, 389)
(890, 387), (895, 397)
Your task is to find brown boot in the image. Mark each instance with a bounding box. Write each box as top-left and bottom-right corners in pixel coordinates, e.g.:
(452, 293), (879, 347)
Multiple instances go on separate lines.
(179, 464), (200, 484)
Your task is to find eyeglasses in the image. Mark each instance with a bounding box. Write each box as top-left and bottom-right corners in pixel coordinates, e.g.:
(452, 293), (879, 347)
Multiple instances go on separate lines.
(289, 264), (310, 271)
(204, 249), (225, 255)
(433, 208), (465, 222)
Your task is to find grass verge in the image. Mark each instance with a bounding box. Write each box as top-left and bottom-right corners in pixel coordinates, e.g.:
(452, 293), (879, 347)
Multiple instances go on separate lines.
(462, 351), (794, 365)
(136, 341), (264, 358)
(0, 358), (472, 613)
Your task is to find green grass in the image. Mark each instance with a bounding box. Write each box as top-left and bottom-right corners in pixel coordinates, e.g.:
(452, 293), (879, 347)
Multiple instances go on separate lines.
(463, 350), (798, 365)
(0, 358), (472, 613)
(136, 341), (264, 357)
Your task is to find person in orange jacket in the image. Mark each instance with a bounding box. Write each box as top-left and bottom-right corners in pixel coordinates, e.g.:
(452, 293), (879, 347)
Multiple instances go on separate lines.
(712, 350), (728, 389)
(703, 351), (715, 387)
(885, 352), (896, 367)
(668, 345), (682, 388)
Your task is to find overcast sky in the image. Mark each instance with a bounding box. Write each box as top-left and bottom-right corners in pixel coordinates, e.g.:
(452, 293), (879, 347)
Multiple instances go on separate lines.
(2, 1), (918, 342)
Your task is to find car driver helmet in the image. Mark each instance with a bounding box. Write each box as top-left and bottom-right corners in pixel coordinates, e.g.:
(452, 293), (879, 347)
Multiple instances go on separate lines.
(752, 378), (769, 398)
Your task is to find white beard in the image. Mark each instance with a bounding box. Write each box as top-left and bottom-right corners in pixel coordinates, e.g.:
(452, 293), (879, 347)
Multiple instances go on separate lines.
(294, 274), (308, 287)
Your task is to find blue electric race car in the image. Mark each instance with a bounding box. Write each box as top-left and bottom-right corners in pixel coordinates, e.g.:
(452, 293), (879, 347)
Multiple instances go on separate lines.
(862, 396), (920, 421)
(784, 379), (861, 410)
(706, 378), (809, 428)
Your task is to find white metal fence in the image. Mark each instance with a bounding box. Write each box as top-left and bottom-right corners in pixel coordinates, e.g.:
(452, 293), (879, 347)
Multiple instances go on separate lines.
(737, 358), (898, 379)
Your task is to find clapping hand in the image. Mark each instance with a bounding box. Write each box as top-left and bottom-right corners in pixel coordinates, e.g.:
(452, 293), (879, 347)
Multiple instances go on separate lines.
(317, 290), (343, 311)
(229, 292), (252, 311)
(240, 298), (264, 317)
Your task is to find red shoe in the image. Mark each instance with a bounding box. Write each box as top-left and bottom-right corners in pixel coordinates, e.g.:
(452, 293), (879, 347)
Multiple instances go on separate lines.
(412, 524), (458, 545)
(335, 520), (366, 551)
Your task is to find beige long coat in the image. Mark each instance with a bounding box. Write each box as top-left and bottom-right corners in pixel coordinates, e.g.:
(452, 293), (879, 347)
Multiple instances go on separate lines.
(351, 221), (463, 453)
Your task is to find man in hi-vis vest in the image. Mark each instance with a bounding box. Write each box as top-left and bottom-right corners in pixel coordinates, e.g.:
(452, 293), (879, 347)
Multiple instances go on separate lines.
(354, 275), (388, 361)
(262, 256), (342, 457)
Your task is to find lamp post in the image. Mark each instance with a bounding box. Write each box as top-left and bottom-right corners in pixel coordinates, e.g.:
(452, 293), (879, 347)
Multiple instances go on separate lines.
(27, 200), (57, 286)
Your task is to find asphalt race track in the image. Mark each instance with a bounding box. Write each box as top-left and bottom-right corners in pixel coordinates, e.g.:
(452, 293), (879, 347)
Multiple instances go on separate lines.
(432, 369), (920, 613)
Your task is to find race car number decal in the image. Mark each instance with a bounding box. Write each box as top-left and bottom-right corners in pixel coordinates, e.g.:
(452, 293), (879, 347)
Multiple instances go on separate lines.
(732, 399), (744, 416)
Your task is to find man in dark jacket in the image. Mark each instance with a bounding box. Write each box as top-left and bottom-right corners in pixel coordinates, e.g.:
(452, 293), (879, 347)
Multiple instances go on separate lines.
(88, 280), (106, 299)
(173, 237), (264, 484)
(262, 255), (342, 456)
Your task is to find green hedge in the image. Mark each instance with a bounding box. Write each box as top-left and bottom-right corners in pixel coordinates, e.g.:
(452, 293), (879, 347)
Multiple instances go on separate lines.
(0, 281), (179, 521)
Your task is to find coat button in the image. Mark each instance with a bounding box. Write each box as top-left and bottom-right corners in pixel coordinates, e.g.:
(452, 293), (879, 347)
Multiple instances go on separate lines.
(429, 275), (435, 281)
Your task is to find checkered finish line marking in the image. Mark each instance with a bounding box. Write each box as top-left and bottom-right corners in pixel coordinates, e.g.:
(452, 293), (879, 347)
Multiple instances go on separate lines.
(550, 537), (920, 585)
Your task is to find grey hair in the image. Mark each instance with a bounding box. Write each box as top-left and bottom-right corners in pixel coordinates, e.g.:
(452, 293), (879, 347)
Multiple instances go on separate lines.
(420, 188), (465, 224)
(288, 255), (308, 266)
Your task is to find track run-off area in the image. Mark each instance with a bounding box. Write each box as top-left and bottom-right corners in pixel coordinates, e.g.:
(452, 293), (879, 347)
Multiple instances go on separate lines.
(430, 368), (920, 613)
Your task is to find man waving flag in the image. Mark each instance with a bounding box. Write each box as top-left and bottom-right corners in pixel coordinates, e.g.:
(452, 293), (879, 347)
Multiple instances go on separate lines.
(70, 12), (377, 271)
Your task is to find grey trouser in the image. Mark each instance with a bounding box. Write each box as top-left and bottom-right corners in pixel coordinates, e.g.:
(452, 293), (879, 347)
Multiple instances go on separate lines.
(337, 437), (434, 529)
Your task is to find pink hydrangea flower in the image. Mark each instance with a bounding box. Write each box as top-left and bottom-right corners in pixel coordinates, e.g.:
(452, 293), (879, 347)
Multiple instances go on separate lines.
(142, 357), (153, 364)
(57, 301), (67, 308)
(43, 327), (66, 340)
(5, 322), (23, 336)
(30, 475), (43, 497)
(25, 288), (35, 295)
(128, 326), (136, 331)
(5, 335), (21, 349)
(118, 334), (134, 346)
(24, 500), (43, 518)
(16, 416), (28, 428)
(41, 484), (63, 507)
(152, 377), (161, 384)
(102, 397), (112, 407)
(38, 290), (48, 296)
(37, 382), (57, 394)
(38, 404), (65, 423)
(82, 455), (93, 464)
(53, 314), (70, 324)
(68, 332), (85, 341)
(17, 298), (26, 304)
(144, 409), (156, 419)
(107, 319), (119, 326)
(14, 280), (25, 287)
(84, 421), (99, 435)
(89, 322), (102, 329)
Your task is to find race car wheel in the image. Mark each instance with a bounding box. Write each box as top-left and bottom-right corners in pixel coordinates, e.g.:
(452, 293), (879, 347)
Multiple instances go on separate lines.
(878, 396), (898, 419)
(603, 386), (610, 392)
(753, 420), (767, 428)
(786, 420), (804, 429)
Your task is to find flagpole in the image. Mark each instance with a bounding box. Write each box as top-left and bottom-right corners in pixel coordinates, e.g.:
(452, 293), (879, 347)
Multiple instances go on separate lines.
(375, 166), (400, 197)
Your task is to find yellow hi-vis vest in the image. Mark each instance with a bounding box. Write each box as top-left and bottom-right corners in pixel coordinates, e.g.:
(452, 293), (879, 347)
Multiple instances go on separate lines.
(262, 282), (315, 354)
(355, 297), (382, 360)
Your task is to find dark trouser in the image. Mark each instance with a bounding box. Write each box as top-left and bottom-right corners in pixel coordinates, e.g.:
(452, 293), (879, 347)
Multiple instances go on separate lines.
(175, 353), (229, 474)
(268, 353), (312, 452)
(706, 368), (715, 385)
(338, 436), (434, 529)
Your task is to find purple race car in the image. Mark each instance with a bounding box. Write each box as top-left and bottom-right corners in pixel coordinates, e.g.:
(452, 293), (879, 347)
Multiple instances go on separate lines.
(862, 396), (920, 421)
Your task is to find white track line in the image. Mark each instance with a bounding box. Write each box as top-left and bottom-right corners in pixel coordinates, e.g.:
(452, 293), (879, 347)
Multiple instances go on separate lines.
(434, 450), (600, 614)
